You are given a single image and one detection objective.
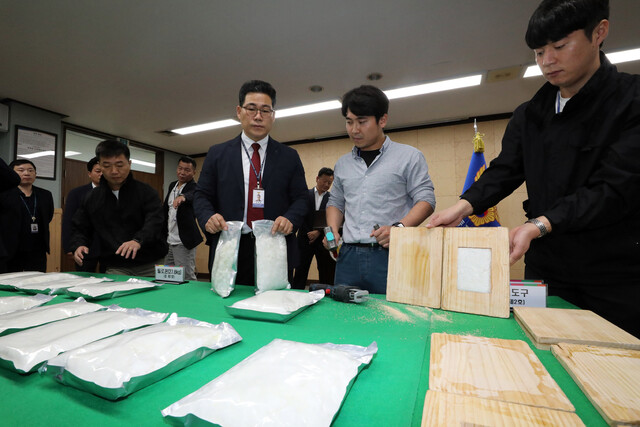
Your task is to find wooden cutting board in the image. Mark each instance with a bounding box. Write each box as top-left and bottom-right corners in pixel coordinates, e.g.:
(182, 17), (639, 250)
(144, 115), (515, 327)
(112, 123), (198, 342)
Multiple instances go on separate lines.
(514, 307), (640, 351)
(552, 343), (640, 426)
(386, 227), (443, 308)
(421, 390), (584, 426)
(441, 227), (510, 318)
(429, 333), (574, 412)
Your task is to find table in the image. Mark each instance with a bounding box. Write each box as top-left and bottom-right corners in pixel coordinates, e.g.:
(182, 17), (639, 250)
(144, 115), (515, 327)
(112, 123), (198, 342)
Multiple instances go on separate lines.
(0, 274), (607, 426)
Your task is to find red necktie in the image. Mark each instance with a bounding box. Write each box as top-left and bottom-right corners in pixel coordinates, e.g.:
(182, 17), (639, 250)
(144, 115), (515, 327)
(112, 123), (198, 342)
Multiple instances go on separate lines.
(247, 143), (264, 228)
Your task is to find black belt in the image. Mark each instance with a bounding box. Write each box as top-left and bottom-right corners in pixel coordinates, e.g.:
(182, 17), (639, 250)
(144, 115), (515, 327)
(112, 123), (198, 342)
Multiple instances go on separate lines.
(344, 242), (381, 248)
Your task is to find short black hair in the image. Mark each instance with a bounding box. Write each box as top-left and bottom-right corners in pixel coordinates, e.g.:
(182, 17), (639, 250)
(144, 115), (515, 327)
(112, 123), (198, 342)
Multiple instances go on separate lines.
(525, 0), (609, 49)
(239, 80), (277, 107)
(318, 167), (334, 177)
(9, 159), (36, 171)
(95, 139), (130, 160)
(341, 85), (389, 122)
(178, 156), (196, 169)
(87, 157), (99, 172)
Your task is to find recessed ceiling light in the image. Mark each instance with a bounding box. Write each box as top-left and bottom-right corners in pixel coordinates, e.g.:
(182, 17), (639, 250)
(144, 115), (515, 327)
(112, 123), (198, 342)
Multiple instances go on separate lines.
(309, 85), (323, 92)
(367, 73), (383, 81)
(524, 46), (640, 78)
(172, 119), (240, 135)
(384, 75), (483, 100)
(276, 100), (342, 118)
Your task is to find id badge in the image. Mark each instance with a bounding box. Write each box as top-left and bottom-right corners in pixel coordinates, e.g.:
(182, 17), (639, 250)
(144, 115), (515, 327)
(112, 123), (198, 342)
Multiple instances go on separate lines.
(252, 188), (265, 208)
(30, 223), (39, 233)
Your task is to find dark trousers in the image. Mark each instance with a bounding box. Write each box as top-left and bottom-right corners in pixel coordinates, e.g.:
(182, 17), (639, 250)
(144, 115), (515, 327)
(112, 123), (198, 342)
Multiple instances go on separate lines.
(6, 250), (47, 273)
(525, 265), (640, 338)
(293, 238), (335, 289)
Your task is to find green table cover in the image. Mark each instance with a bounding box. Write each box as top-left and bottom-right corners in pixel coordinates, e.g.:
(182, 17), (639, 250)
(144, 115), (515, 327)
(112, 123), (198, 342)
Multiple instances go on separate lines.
(0, 273), (606, 426)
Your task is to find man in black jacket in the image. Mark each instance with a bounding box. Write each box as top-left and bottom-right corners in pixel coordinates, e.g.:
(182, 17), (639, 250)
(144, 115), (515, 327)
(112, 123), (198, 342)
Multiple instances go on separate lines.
(292, 167), (335, 289)
(0, 159), (53, 273)
(71, 140), (167, 276)
(428, 0), (640, 337)
(162, 156), (203, 281)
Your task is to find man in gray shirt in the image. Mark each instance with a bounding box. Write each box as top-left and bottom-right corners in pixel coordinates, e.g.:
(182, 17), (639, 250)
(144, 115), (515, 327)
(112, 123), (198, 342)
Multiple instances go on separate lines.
(326, 85), (435, 294)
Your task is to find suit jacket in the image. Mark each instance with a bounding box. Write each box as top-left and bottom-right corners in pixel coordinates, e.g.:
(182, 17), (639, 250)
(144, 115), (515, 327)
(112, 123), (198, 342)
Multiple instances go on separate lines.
(0, 185), (54, 258)
(194, 134), (308, 268)
(162, 179), (203, 250)
(62, 183), (99, 254)
(0, 158), (20, 262)
(298, 188), (330, 240)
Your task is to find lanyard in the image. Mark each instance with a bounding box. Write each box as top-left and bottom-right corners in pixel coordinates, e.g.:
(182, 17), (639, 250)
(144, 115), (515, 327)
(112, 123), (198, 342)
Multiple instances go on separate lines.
(20, 193), (37, 223)
(242, 142), (266, 188)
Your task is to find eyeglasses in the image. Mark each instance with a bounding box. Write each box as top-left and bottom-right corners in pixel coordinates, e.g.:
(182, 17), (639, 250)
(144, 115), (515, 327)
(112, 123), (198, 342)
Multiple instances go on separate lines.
(242, 105), (274, 117)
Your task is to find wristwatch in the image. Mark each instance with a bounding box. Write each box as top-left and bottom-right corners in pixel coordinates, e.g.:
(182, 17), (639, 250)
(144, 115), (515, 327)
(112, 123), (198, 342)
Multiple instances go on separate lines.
(525, 218), (548, 238)
(392, 222), (405, 228)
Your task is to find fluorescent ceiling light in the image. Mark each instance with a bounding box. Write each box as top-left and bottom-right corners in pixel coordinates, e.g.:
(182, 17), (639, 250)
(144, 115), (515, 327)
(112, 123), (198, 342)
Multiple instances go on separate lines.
(172, 119), (240, 135)
(384, 75), (483, 100)
(18, 151), (55, 159)
(65, 151), (81, 157)
(131, 159), (156, 168)
(524, 46), (640, 78)
(276, 100), (342, 118)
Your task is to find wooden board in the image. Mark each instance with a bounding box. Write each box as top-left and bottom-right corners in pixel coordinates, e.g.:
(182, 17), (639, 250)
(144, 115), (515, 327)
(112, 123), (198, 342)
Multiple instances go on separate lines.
(441, 227), (510, 318)
(552, 343), (640, 426)
(514, 307), (640, 351)
(386, 227), (443, 308)
(429, 333), (574, 412)
(422, 390), (584, 426)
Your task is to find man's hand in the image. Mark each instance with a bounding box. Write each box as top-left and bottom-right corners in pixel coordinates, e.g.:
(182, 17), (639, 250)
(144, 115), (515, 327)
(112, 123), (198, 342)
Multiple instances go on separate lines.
(509, 217), (551, 265)
(205, 213), (227, 234)
(271, 216), (293, 235)
(426, 199), (474, 228)
(116, 240), (141, 259)
(73, 246), (89, 265)
(371, 225), (392, 248)
(172, 194), (185, 209)
(307, 230), (321, 243)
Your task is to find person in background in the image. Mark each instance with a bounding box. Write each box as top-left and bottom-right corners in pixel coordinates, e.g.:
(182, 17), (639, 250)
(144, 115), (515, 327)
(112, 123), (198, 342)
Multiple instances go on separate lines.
(0, 157), (23, 273)
(194, 80), (308, 286)
(61, 157), (103, 272)
(70, 140), (167, 276)
(292, 167), (336, 289)
(0, 159), (54, 273)
(326, 85), (436, 294)
(427, 0), (640, 338)
(162, 156), (203, 281)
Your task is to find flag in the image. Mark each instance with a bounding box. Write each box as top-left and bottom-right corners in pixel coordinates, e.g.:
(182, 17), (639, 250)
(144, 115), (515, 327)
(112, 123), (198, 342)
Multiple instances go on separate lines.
(458, 121), (501, 227)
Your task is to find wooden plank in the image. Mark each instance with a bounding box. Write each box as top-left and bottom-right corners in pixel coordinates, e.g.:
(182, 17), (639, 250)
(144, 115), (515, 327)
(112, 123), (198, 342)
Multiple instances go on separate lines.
(386, 227), (443, 308)
(422, 390), (584, 426)
(552, 343), (640, 426)
(514, 307), (640, 351)
(429, 333), (574, 412)
(441, 227), (510, 318)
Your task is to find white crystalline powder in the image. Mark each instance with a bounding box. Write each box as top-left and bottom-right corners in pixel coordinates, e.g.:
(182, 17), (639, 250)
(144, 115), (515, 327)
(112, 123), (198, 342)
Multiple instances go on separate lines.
(48, 320), (241, 388)
(10, 273), (82, 287)
(0, 271), (43, 283)
(162, 339), (377, 427)
(0, 308), (168, 373)
(255, 232), (289, 292)
(212, 237), (240, 296)
(0, 300), (103, 334)
(18, 277), (112, 293)
(66, 278), (156, 298)
(457, 247), (492, 293)
(0, 295), (55, 315)
(230, 290), (324, 315)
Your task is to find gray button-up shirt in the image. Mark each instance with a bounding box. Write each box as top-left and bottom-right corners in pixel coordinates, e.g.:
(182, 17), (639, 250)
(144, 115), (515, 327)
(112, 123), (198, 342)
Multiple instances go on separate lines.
(328, 136), (435, 243)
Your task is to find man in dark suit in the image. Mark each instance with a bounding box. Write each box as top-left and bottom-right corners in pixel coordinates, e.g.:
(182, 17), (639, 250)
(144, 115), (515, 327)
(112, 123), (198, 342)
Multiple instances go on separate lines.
(292, 167), (336, 289)
(61, 157), (102, 272)
(0, 157), (21, 273)
(194, 80), (308, 286)
(0, 159), (54, 272)
(162, 156), (203, 281)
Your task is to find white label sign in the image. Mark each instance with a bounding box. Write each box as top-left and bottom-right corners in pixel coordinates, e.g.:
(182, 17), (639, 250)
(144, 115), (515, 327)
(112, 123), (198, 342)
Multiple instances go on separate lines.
(509, 282), (547, 308)
(155, 265), (185, 283)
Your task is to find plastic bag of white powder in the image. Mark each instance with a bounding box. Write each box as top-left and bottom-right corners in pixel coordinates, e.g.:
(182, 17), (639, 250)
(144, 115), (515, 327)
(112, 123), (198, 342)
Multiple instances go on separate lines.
(211, 221), (243, 297)
(252, 219), (290, 293)
(162, 339), (378, 426)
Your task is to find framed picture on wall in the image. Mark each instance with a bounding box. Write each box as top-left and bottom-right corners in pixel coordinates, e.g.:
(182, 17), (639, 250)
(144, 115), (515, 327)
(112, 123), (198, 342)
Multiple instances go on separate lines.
(14, 126), (57, 180)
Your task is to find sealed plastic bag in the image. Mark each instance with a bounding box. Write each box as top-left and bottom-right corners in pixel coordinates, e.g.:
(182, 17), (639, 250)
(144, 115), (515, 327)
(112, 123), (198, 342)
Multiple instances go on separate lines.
(44, 314), (241, 400)
(226, 290), (324, 322)
(162, 339), (378, 427)
(252, 219), (290, 293)
(65, 278), (161, 300)
(0, 305), (168, 374)
(17, 276), (113, 295)
(0, 294), (55, 315)
(0, 298), (103, 336)
(211, 221), (244, 297)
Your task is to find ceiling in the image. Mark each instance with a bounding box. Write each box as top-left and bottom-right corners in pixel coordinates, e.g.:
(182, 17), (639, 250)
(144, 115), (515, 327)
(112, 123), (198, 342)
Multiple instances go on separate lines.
(2, 0), (639, 156)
